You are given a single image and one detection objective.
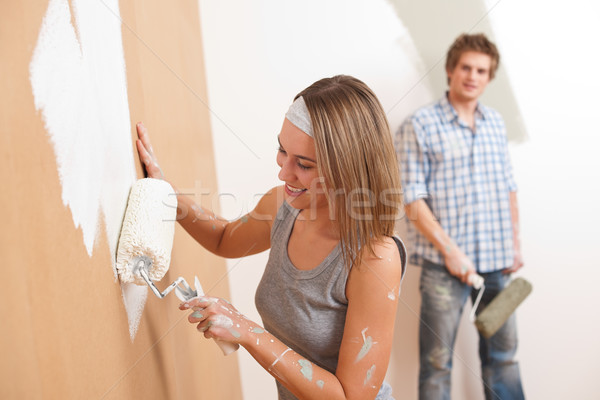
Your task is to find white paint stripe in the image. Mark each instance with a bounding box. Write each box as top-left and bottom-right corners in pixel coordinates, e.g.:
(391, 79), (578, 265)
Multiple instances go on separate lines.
(269, 348), (292, 370)
(30, 0), (142, 339)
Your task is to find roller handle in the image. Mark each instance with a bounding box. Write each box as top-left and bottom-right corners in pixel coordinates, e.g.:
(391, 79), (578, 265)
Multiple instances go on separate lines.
(468, 274), (484, 289)
(187, 277), (240, 356)
(215, 340), (240, 355)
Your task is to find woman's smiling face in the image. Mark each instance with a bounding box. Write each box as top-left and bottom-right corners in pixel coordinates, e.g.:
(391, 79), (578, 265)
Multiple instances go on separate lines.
(276, 118), (328, 213)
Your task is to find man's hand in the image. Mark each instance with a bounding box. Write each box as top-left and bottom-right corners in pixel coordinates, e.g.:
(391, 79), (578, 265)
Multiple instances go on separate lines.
(506, 191), (524, 274)
(504, 243), (524, 274)
(444, 244), (476, 284)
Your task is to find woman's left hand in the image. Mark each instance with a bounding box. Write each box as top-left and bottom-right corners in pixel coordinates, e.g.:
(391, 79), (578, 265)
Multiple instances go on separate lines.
(136, 122), (165, 180)
(180, 296), (257, 345)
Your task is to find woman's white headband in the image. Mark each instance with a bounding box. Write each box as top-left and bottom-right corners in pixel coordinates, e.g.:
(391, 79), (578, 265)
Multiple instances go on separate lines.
(285, 96), (313, 137)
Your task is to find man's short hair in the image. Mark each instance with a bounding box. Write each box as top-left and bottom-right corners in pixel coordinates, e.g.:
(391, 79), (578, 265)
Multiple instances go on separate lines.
(445, 33), (500, 82)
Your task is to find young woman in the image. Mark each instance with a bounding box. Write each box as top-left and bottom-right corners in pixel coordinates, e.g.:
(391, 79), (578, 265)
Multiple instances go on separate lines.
(136, 75), (406, 400)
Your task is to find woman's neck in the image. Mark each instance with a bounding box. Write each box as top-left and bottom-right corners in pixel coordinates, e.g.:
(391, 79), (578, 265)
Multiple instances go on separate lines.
(296, 208), (339, 241)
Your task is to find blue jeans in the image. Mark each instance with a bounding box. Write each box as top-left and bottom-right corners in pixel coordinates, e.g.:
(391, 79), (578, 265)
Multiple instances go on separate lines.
(418, 260), (524, 400)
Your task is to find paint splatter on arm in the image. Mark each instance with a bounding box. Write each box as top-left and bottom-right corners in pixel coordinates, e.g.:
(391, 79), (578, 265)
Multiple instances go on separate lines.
(187, 186), (282, 259)
(334, 237), (403, 398)
(355, 327), (376, 363)
(243, 331), (351, 399)
(243, 239), (403, 399)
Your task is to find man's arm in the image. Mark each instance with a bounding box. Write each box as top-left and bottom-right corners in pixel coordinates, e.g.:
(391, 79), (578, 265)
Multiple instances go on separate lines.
(504, 191), (524, 273)
(398, 116), (477, 285)
(405, 199), (475, 284)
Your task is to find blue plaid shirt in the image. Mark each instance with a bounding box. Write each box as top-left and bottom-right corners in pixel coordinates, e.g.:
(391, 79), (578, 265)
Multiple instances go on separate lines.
(396, 94), (517, 273)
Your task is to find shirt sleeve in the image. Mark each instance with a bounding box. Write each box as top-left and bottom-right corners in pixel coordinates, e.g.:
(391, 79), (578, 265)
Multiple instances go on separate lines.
(499, 119), (518, 192)
(395, 116), (430, 204)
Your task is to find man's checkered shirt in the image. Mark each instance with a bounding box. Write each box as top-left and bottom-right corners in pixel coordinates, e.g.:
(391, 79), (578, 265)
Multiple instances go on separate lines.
(396, 94), (517, 273)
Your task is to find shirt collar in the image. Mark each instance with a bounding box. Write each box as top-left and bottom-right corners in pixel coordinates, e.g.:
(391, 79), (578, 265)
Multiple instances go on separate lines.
(440, 91), (488, 124)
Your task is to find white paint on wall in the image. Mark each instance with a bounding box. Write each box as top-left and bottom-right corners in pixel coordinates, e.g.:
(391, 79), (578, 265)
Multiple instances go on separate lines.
(30, 0), (146, 339)
(121, 283), (148, 340)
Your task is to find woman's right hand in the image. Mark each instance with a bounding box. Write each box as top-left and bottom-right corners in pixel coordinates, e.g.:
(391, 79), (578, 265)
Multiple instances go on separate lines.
(136, 122), (165, 179)
(181, 296), (255, 348)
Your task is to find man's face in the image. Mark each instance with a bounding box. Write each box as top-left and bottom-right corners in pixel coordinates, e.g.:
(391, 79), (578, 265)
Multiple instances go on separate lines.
(447, 51), (492, 102)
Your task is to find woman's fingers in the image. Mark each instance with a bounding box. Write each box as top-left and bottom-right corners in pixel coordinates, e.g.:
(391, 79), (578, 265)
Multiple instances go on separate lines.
(136, 139), (152, 167)
(135, 138), (165, 179)
(136, 139), (161, 178)
(135, 122), (166, 178)
(179, 296), (218, 310)
(136, 122), (154, 154)
(180, 297), (246, 344)
(188, 310), (206, 323)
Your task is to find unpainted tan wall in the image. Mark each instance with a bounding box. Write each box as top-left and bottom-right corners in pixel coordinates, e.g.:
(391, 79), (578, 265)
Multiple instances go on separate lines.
(0, 1), (242, 398)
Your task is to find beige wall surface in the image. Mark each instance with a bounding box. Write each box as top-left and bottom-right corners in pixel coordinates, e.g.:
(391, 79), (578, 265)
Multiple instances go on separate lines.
(0, 1), (241, 399)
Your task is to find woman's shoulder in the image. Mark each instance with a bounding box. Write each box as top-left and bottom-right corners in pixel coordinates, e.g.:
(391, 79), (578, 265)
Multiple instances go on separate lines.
(345, 236), (404, 303)
(364, 237), (403, 269)
(349, 238), (403, 284)
(249, 185), (287, 225)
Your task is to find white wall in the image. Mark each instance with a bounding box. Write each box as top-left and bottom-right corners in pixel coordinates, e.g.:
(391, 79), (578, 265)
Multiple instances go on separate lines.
(198, 1), (600, 399)
(487, 2), (600, 398)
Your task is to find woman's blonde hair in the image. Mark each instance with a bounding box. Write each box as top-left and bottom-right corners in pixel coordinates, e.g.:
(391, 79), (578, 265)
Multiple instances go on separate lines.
(295, 75), (402, 269)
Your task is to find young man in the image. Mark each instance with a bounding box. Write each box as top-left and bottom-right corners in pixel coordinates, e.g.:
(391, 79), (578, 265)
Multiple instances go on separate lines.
(396, 33), (525, 399)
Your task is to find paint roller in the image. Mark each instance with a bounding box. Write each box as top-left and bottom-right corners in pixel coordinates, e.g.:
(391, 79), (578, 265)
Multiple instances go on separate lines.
(116, 178), (239, 355)
(468, 274), (532, 339)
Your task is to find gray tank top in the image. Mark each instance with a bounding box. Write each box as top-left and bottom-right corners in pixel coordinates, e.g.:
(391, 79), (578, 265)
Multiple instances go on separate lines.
(255, 201), (406, 400)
